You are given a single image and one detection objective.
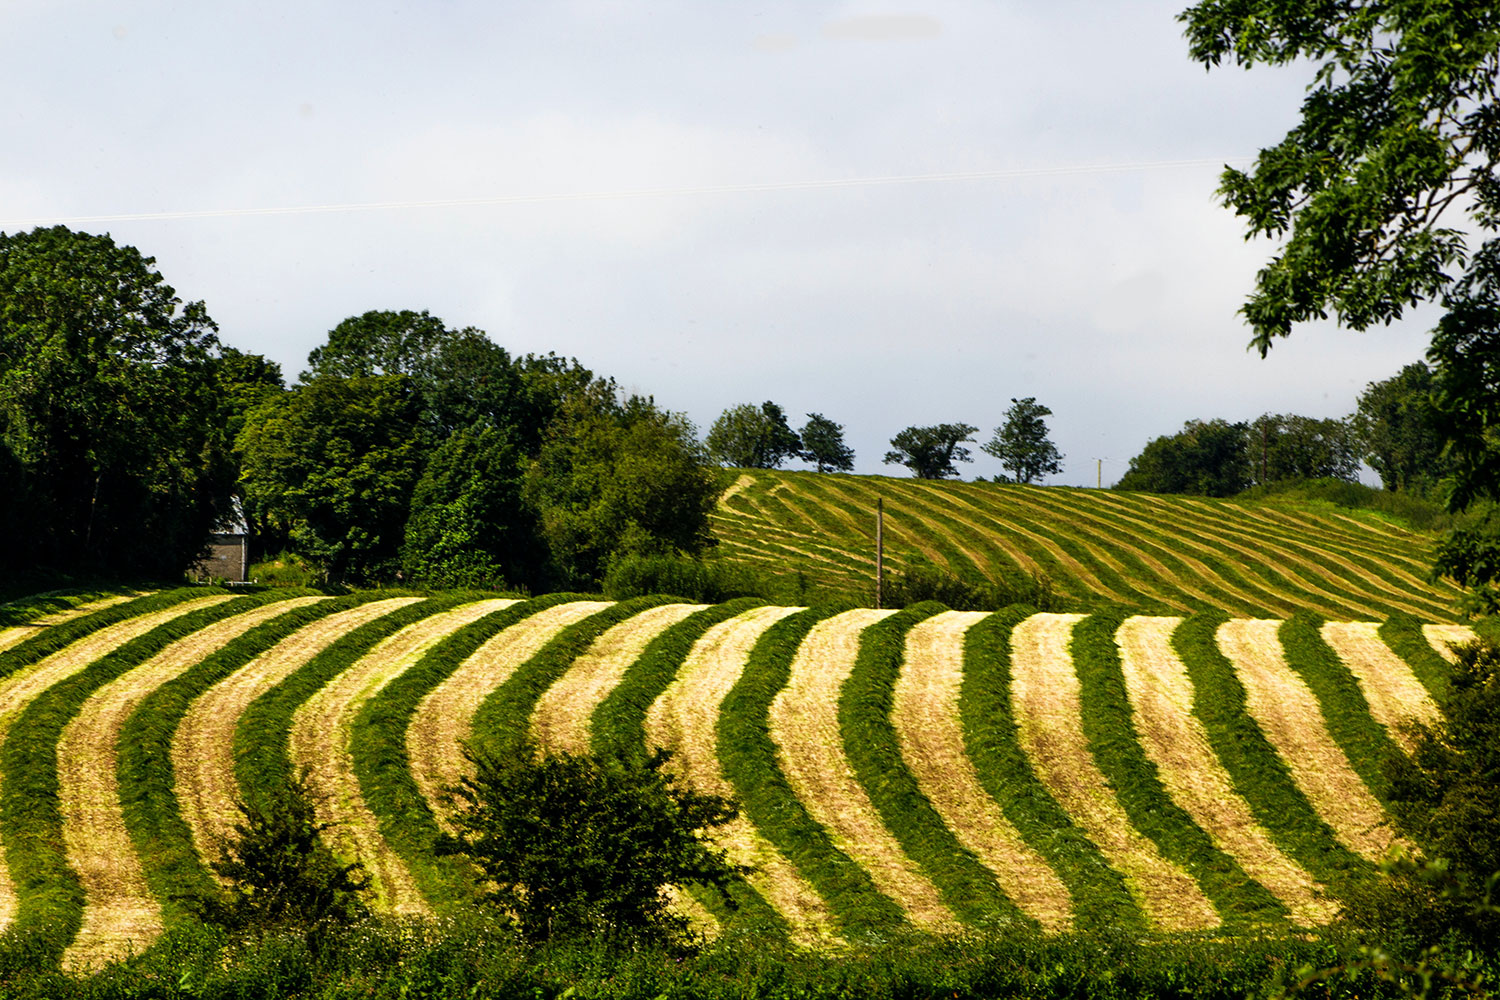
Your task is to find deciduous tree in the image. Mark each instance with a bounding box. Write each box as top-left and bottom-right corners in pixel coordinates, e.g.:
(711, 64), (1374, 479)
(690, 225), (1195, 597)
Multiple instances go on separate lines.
(705, 401), (803, 469)
(883, 423), (978, 479)
(1353, 363), (1451, 494)
(1115, 419), (1250, 497)
(1246, 413), (1360, 486)
(799, 412), (854, 473)
(982, 397), (1064, 484)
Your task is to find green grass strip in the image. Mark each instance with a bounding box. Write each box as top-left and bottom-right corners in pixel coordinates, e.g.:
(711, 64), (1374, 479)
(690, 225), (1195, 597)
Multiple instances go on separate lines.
(0, 590), (127, 631)
(720, 606), (909, 942)
(1069, 611), (1285, 927)
(350, 594), (567, 915)
(1278, 614), (1403, 807)
(586, 597), (787, 940)
(838, 602), (1027, 930)
(230, 595), (467, 820)
(1, 588), (245, 959)
(0, 591), (205, 681)
(117, 591), (383, 932)
(960, 607), (1143, 934)
(1171, 614), (1373, 902)
(1379, 613), (1456, 706)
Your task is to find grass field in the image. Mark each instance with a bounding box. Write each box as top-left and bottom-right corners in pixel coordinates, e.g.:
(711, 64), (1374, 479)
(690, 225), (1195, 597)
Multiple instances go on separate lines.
(0, 585), (1477, 969)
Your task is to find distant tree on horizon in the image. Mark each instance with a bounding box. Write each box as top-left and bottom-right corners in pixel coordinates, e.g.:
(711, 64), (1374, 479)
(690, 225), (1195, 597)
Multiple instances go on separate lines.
(884, 423), (978, 479)
(799, 413), (854, 473)
(983, 397), (1064, 484)
(705, 401), (803, 469)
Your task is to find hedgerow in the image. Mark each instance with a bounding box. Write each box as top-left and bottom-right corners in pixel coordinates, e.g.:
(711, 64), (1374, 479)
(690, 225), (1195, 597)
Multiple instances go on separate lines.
(838, 602), (1025, 929)
(1069, 611), (1283, 926)
(0, 588), (246, 959)
(1170, 613), (1373, 902)
(959, 607), (1142, 933)
(719, 605), (909, 942)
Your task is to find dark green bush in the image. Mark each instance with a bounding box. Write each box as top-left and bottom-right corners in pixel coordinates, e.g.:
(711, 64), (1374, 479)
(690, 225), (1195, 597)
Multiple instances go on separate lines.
(886, 559), (1061, 612)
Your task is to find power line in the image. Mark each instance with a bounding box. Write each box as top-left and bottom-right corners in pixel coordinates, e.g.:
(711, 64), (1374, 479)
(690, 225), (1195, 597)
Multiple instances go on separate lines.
(0, 156), (1252, 229)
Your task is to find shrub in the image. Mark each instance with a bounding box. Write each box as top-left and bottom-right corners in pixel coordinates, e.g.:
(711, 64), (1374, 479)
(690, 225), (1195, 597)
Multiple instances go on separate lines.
(602, 551), (767, 603)
(885, 559), (1060, 612)
(248, 551), (320, 588)
(437, 744), (742, 947)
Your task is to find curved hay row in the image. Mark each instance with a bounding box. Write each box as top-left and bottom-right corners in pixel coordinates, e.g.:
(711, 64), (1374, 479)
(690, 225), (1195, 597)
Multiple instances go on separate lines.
(643, 604), (838, 947)
(1319, 622), (1441, 754)
(1009, 613), (1219, 931)
(60, 597), (326, 970)
(1114, 616), (1335, 926)
(407, 601), (612, 830)
(718, 473), (756, 509)
(1214, 620), (1396, 862)
(0, 595), (144, 656)
(172, 598), (424, 867)
(290, 599), (518, 917)
(1423, 624), (1477, 664)
(893, 611), (1073, 931)
(0, 594), (233, 935)
(768, 608), (959, 934)
(532, 603), (705, 755)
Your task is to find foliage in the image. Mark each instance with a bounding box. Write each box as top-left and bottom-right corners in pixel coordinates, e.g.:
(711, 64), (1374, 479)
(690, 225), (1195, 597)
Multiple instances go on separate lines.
(1247, 413), (1361, 486)
(1354, 363), (1452, 495)
(982, 397), (1064, 484)
(1430, 241), (1500, 514)
(602, 551), (766, 603)
(401, 421), (538, 589)
(883, 423), (978, 479)
(705, 401), (803, 470)
(246, 551), (319, 588)
(1115, 418), (1250, 496)
(236, 375), (425, 584)
(1239, 477), (1451, 532)
(885, 559), (1060, 612)
(0, 226), (230, 577)
(204, 774), (369, 937)
(798, 412), (855, 473)
(1179, 1), (1500, 355)
(1433, 512), (1500, 617)
(437, 744), (742, 946)
(524, 394), (718, 589)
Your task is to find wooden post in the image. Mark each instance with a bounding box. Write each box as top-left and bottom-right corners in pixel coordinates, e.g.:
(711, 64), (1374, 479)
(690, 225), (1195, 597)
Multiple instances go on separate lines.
(1097, 458), (1102, 489)
(875, 498), (884, 610)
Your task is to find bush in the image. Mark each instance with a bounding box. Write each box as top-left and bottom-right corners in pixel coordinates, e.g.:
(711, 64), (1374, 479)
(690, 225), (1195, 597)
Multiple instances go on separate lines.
(885, 559), (1061, 612)
(437, 744), (743, 946)
(602, 551), (768, 603)
(247, 551), (320, 588)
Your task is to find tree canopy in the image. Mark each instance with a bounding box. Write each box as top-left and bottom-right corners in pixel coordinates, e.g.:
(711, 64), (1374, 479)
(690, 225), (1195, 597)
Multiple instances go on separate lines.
(704, 401), (803, 469)
(982, 397), (1064, 484)
(1246, 412), (1359, 486)
(1353, 362), (1451, 494)
(798, 412), (855, 473)
(1115, 418), (1251, 497)
(883, 423), (978, 479)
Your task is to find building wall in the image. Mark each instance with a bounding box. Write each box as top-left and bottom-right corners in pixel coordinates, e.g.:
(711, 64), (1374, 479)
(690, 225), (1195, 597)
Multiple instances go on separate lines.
(192, 534), (248, 582)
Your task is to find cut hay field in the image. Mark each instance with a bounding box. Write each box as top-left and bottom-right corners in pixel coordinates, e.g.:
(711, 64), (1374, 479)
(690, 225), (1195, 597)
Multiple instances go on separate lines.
(0, 587), (1481, 967)
(711, 470), (1464, 621)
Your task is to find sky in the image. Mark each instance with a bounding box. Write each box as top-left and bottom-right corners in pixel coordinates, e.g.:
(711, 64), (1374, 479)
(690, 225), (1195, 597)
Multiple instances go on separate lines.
(0, 1), (1441, 486)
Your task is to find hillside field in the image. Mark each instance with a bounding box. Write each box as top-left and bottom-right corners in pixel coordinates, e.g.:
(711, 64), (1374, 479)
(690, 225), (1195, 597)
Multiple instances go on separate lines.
(711, 470), (1464, 621)
(0, 587), (1483, 968)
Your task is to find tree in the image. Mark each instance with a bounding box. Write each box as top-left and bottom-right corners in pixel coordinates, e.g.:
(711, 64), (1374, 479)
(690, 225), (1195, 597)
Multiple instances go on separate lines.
(1115, 419), (1251, 497)
(799, 413), (855, 473)
(0, 226), (228, 577)
(704, 401), (803, 469)
(1353, 363), (1451, 494)
(524, 394), (718, 589)
(236, 376), (425, 584)
(982, 397), (1064, 484)
(1246, 413), (1360, 486)
(883, 424), (978, 479)
(437, 745), (741, 945)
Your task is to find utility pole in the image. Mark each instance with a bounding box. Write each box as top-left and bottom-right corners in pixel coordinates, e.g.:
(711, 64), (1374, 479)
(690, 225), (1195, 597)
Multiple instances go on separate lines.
(1097, 458), (1102, 489)
(875, 498), (884, 610)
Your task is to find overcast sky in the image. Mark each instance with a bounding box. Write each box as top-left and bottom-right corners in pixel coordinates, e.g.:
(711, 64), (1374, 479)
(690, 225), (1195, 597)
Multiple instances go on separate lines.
(2, 1), (1438, 485)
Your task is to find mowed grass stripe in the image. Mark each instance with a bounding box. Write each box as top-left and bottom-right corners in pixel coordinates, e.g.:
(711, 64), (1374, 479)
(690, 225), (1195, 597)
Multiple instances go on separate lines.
(644, 604), (835, 947)
(894, 610), (1071, 932)
(407, 601), (612, 831)
(1089, 492), (1369, 619)
(962, 610), (1141, 933)
(1319, 622), (1441, 754)
(1378, 614), (1463, 704)
(59, 596), (325, 970)
(993, 486), (1281, 615)
(0, 591), (229, 940)
(720, 607), (909, 942)
(290, 599), (519, 917)
(1, 592), (240, 959)
(1214, 620), (1397, 862)
(1171, 615), (1373, 902)
(770, 608), (959, 934)
(174, 597), (424, 865)
(1231, 502), (1442, 577)
(1009, 613), (1218, 932)
(1121, 494), (1429, 620)
(0, 595), (143, 656)
(1424, 624), (1476, 663)
(1115, 616), (1335, 926)
(533, 603), (706, 755)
